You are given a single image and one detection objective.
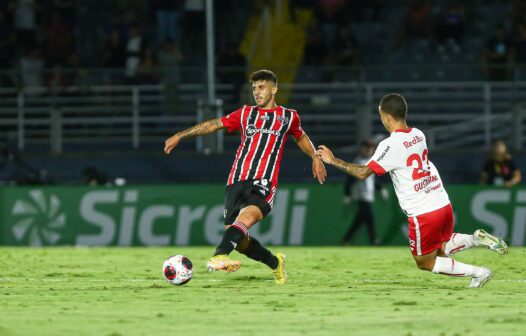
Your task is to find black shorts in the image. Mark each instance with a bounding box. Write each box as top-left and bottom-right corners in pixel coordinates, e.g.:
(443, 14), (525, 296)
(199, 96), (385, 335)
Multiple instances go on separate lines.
(223, 179), (276, 225)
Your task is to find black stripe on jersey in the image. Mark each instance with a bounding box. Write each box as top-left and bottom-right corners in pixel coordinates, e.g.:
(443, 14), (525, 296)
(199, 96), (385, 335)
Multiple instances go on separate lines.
(233, 106), (257, 182)
(227, 105), (248, 185)
(262, 108), (293, 181)
(245, 111), (278, 180)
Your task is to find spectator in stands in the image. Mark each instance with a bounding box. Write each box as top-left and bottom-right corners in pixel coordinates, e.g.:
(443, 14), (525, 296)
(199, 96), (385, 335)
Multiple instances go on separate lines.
(152, 0), (183, 46)
(215, 0), (246, 48)
(436, 0), (466, 52)
(513, 21), (526, 78)
(82, 166), (108, 186)
(217, 42), (247, 104)
(158, 39), (184, 114)
(325, 25), (361, 81)
(42, 12), (74, 66)
(484, 23), (514, 81)
(184, 0), (205, 57)
(348, 0), (385, 22)
(480, 140), (522, 187)
(46, 63), (70, 90)
(11, 0), (38, 52)
(67, 53), (92, 89)
(51, 0), (75, 27)
(125, 23), (147, 82)
(16, 47), (44, 92)
(158, 39), (184, 84)
(0, 147), (48, 185)
(315, 0), (347, 49)
(303, 17), (325, 66)
(395, 0), (435, 50)
(332, 26), (361, 67)
(511, 0), (526, 30)
(138, 46), (159, 84)
(0, 9), (15, 86)
(100, 29), (126, 84)
(104, 12), (128, 45)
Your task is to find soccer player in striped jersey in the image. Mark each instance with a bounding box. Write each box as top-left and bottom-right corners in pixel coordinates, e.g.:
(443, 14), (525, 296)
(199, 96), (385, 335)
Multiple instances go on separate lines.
(164, 69), (326, 284)
(316, 93), (508, 288)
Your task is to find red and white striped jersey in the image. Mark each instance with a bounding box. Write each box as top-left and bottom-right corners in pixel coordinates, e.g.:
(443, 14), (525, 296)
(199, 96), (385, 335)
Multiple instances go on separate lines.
(221, 105), (305, 187)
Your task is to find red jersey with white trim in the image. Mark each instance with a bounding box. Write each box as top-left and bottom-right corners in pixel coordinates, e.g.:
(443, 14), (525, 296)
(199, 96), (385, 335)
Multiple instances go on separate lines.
(366, 127), (450, 217)
(221, 105), (305, 187)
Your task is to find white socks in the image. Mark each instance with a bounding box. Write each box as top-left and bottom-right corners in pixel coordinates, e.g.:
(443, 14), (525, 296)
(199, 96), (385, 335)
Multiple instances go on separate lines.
(432, 256), (483, 277)
(431, 233), (484, 278)
(444, 233), (476, 256)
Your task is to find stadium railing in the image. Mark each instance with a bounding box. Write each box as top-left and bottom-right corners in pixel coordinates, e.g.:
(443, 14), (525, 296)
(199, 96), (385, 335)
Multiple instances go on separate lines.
(1, 77), (525, 154)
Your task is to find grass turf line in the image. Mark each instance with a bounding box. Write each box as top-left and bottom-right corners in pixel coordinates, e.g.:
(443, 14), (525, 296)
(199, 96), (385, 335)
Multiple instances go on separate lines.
(0, 247), (525, 336)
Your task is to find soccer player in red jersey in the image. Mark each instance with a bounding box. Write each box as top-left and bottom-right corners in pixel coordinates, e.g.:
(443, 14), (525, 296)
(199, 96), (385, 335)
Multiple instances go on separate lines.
(316, 93), (508, 288)
(164, 69), (326, 284)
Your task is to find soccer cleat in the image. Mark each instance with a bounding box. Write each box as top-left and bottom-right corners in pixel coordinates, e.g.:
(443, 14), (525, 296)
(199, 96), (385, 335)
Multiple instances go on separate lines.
(468, 267), (493, 288)
(206, 255), (241, 273)
(272, 253), (288, 284)
(474, 229), (509, 255)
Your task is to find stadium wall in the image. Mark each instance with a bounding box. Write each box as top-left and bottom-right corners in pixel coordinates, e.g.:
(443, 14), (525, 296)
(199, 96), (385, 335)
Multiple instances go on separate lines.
(7, 151), (526, 184)
(1, 185), (524, 247)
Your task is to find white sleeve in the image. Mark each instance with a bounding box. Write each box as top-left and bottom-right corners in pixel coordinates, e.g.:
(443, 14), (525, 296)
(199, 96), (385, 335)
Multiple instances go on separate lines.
(366, 138), (400, 175)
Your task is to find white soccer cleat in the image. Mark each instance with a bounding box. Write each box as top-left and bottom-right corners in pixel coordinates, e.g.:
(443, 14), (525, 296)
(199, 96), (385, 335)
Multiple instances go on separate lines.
(474, 229), (508, 255)
(468, 267), (493, 288)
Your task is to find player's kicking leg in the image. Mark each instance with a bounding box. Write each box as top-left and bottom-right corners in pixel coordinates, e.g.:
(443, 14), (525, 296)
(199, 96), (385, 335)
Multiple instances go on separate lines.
(207, 205), (287, 284)
(443, 230), (508, 257)
(206, 219), (249, 273)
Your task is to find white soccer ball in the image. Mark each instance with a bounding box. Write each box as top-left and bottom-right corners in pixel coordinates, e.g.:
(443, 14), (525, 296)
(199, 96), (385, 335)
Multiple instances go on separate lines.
(162, 255), (193, 285)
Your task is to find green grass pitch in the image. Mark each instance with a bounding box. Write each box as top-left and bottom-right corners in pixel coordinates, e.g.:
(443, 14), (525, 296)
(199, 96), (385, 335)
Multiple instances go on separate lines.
(0, 247), (525, 336)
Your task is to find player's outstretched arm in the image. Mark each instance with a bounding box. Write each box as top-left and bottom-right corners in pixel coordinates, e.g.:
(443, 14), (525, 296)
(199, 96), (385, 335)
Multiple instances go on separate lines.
(316, 145), (374, 180)
(164, 118), (225, 154)
(295, 134), (327, 184)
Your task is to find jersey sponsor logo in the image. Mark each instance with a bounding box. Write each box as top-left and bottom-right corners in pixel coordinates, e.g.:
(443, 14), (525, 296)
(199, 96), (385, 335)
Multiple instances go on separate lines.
(376, 146), (390, 162)
(277, 115), (289, 125)
(246, 124), (281, 138)
(253, 179), (270, 193)
(260, 115), (270, 121)
(403, 135), (424, 149)
(413, 175), (439, 192)
(424, 183), (442, 194)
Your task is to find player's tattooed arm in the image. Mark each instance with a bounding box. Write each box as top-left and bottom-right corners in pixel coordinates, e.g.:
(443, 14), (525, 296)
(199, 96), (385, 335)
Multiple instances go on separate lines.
(330, 158), (373, 180)
(164, 118), (225, 154)
(316, 145), (374, 180)
(178, 118), (224, 138)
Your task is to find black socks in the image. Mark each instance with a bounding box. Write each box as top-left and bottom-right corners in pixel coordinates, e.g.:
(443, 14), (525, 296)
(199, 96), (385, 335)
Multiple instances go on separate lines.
(215, 221), (279, 270)
(238, 236), (279, 269)
(214, 221), (248, 256)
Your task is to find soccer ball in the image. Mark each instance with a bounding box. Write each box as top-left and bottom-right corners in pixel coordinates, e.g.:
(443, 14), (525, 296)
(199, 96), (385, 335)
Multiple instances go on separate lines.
(162, 255), (193, 285)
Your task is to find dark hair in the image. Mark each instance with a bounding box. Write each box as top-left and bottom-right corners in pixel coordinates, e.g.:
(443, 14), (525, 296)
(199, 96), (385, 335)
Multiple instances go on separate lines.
(249, 69), (278, 85)
(379, 93), (407, 120)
